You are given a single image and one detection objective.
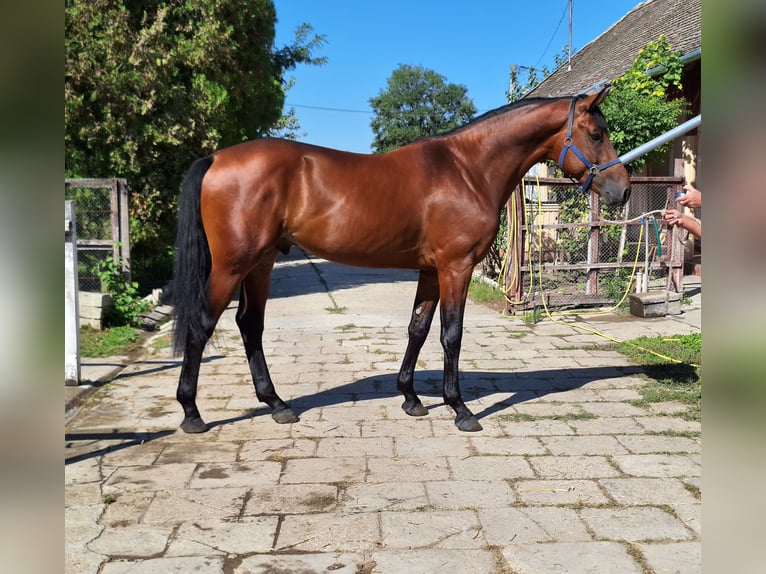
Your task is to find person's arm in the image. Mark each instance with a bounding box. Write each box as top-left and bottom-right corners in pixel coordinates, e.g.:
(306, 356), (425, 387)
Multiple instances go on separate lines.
(663, 209), (701, 238)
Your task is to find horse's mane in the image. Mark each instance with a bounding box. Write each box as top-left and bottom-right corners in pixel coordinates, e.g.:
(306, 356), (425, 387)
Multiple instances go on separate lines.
(417, 94), (608, 144)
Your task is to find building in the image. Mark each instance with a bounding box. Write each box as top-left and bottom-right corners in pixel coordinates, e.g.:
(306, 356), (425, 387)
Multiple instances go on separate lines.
(527, 0), (702, 272)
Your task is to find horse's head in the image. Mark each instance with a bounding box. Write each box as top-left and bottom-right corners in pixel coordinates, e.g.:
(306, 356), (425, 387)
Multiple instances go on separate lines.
(555, 86), (631, 207)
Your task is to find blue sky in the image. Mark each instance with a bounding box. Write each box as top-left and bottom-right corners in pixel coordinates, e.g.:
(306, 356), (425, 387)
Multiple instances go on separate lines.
(274, 1), (641, 153)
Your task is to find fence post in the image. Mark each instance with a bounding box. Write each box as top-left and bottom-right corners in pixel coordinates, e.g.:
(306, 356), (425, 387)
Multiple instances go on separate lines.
(117, 178), (131, 279)
(65, 200), (81, 386)
(586, 190), (600, 295)
(667, 159), (686, 292)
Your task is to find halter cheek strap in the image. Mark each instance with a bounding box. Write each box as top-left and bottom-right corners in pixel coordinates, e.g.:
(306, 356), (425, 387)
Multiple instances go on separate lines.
(557, 97), (622, 193)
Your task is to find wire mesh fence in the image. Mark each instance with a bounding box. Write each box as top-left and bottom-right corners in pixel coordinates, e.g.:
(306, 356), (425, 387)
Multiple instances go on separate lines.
(64, 179), (130, 292)
(485, 176), (686, 312)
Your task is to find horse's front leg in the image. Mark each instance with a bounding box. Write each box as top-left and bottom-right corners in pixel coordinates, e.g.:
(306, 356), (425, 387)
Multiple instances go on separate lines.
(397, 270), (439, 417)
(439, 269), (482, 432)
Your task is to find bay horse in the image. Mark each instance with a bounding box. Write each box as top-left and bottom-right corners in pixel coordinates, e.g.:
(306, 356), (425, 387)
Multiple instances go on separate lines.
(172, 85), (630, 434)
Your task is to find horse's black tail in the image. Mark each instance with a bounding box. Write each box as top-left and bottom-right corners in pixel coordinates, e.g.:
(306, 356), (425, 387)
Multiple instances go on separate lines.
(172, 156), (215, 357)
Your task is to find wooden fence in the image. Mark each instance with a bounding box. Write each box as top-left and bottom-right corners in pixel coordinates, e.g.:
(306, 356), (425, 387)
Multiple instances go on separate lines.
(500, 175), (687, 313)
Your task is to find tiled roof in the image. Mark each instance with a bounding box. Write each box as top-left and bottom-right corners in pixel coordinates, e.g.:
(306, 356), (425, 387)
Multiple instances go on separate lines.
(526, 0), (701, 97)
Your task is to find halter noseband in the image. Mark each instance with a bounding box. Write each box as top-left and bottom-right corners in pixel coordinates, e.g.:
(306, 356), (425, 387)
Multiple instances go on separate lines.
(557, 97), (622, 193)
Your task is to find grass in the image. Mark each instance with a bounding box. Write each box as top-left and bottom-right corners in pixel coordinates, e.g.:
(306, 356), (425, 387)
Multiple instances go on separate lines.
(79, 325), (143, 357)
(468, 276), (506, 305)
(614, 333), (701, 420)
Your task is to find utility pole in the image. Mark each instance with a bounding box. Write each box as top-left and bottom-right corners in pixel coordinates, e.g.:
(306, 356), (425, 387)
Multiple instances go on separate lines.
(568, 0), (573, 71)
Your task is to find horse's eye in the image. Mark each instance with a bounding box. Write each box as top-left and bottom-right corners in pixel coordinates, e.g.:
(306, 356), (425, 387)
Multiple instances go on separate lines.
(590, 132), (602, 143)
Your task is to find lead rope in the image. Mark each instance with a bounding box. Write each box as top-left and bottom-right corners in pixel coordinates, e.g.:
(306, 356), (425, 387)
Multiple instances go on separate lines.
(498, 176), (698, 367)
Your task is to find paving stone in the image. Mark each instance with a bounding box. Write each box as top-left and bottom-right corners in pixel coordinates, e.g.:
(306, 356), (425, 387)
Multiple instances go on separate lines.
(99, 556), (225, 573)
(317, 436), (394, 457)
(638, 541), (701, 574)
(611, 454), (701, 477)
(393, 435), (472, 458)
(579, 401), (646, 417)
(541, 434), (629, 456)
(166, 516), (279, 556)
(480, 506), (591, 544)
(528, 455), (622, 479)
(341, 481), (428, 512)
(448, 455), (535, 481)
(236, 553), (365, 574)
(102, 463), (197, 494)
(469, 436), (546, 456)
(281, 456), (367, 484)
(238, 437), (318, 461)
(671, 501), (702, 537)
(141, 488), (249, 523)
(567, 416), (645, 435)
(88, 523), (175, 557)
(380, 510), (484, 549)
(425, 479), (516, 509)
(498, 419), (576, 436)
(580, 506), (694, 541)
(515, 479), (610, 506)
(502, 541), (643, 574)
(100, 492), (155, 526)
(367, 456), (450, 482)
(599, 477), (700, 506)
(188, 461), (282, 488)
(276, 512), (380, 552)
(615, 434), (701, 454)
(635, 416), (701, 434)
(242, 483), (339, 514)
(65, 456), (103, 485)
(371, 549), (495, 574)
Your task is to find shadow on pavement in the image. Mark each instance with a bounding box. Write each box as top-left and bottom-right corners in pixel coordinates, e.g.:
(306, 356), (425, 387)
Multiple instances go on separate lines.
(281, 366), (647, 422)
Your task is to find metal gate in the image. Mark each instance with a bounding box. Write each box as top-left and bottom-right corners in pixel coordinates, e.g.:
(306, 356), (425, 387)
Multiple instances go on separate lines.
(64, 178), (130, 292)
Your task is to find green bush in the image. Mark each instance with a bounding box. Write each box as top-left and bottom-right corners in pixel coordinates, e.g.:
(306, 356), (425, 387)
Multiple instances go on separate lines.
(96, 257), (151, 326)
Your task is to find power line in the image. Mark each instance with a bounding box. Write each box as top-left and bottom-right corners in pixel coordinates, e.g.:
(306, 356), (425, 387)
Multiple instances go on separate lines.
(286, 102), (373, 114)
(532, 0), (570, 69)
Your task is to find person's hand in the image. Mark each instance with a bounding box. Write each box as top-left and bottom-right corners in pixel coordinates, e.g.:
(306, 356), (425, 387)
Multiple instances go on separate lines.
(662, 208), (701, 238)
(678, 184), (702, 209)
(663, 209), (685, 227)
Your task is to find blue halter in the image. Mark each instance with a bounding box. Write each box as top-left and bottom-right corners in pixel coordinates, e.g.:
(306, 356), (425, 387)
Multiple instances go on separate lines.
(557, 97), (622, 193)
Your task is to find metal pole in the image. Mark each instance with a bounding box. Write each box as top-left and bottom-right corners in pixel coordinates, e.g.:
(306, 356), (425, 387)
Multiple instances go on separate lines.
(568, 0), (573, 71)
(619, 115), (701, 164)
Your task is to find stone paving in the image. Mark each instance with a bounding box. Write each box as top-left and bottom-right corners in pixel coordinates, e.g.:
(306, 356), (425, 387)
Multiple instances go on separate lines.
(65, 250), (701, 573)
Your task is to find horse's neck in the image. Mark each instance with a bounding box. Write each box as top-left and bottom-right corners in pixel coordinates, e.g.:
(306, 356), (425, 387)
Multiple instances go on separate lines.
(454, 102), (564, 207)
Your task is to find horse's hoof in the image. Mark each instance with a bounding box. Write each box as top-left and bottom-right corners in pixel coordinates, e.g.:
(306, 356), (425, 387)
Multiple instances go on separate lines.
(402, 401), (428, 417)
(272, 408), (299, 424)
(180, 417), (208, 433)
(455, 415), (483, 432)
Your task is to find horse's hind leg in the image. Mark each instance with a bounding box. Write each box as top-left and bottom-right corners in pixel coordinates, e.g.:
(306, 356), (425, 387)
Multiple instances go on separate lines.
(237, 255), (298, 424)
(177, 268), (241, 433)
(397, 270), (439, 417)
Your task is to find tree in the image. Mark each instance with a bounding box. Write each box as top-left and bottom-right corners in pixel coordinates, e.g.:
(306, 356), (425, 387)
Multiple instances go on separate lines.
(601, 35), (689, 172)
(507, 47), (570, 102)
(65, 1), (325, 283)
(369, 64), (476, 153)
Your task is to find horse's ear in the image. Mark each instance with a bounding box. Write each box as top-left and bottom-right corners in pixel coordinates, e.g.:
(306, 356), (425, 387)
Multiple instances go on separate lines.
(589, 84), (611, 109)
